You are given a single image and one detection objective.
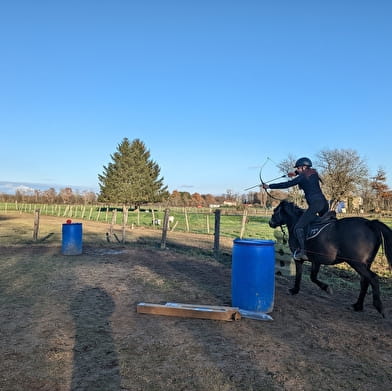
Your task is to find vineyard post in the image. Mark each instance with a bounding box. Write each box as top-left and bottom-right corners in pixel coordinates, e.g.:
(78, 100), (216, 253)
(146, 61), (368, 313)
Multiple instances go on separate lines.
(184, 208), (190, 232)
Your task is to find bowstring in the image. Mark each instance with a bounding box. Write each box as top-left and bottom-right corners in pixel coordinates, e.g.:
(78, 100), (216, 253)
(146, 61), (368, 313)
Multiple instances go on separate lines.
(259, 157), (285, 201)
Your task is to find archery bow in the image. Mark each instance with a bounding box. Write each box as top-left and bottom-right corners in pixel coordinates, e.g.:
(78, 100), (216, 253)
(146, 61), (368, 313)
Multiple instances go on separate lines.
(243, 157), (288, 200)
(258, 157), (286, 201)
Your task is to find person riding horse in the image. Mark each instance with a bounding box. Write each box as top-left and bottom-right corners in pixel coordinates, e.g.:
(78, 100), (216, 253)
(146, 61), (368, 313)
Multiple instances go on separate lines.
(262, 157), (329, 261)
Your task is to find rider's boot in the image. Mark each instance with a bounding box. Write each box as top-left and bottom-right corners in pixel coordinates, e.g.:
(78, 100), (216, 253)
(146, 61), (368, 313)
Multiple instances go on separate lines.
(293, 228), (308, 261)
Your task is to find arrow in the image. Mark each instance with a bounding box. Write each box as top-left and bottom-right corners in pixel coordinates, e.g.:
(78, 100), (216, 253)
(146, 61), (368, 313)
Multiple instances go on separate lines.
(244, 175), (286, 191)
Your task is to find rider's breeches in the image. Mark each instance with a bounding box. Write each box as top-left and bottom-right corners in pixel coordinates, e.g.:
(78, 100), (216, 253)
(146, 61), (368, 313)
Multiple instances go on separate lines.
(294, 199), (329, 235)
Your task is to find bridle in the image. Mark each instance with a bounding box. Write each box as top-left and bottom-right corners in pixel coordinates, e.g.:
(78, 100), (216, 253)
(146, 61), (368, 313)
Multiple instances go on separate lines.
(270, 204), (289, 244)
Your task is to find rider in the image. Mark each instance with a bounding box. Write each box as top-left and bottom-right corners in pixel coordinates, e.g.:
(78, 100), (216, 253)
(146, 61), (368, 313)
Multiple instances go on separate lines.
(262, 157), (329, 261)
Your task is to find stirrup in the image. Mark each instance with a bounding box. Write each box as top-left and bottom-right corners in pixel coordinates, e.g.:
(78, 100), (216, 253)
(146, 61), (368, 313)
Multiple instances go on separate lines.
(293, 249), (308, 261)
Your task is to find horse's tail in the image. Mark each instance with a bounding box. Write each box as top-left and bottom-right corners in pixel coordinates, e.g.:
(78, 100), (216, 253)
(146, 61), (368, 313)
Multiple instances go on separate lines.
(369, 220), (392, 269)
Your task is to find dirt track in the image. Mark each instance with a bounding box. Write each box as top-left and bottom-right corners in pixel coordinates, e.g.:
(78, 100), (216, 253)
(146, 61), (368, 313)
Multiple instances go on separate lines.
(1, 245), (391, 390)
(0, 215), (391, 390)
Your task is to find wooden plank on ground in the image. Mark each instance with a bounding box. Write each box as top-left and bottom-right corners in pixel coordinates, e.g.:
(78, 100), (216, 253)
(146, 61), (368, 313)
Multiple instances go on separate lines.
(137, 302), (241, 321)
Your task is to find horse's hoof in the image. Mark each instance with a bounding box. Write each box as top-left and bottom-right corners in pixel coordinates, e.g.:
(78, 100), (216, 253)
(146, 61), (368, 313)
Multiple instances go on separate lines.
(373, 301), (385, 318)
(288, 288), (299, 295)
(325, 286), (333, 295)
(352, 303), (363, 312)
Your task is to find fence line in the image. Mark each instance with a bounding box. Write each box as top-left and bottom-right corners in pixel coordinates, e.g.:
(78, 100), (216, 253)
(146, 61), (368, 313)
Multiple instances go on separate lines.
(10, 202), (390, 242)
(0, 202), (276, 241)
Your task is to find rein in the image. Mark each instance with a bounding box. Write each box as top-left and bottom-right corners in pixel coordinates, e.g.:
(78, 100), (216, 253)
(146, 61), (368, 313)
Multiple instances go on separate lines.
(279, 225), (288, 244)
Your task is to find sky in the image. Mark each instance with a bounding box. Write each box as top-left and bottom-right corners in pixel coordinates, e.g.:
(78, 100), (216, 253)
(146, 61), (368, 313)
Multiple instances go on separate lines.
(1, 0), (391, 196)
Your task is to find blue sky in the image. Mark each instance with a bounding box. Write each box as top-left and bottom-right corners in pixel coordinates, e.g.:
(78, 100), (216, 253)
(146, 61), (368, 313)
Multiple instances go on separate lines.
(1, 0), (391, 196)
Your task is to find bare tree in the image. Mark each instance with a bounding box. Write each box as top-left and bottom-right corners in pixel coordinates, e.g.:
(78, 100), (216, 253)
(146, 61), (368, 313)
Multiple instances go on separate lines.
(370, 167), (389, 211)
(81, 191), (97, 205)
(316, 149), (368, 210)
(59, 187), (75, 204)
(43, 188), (57, 204)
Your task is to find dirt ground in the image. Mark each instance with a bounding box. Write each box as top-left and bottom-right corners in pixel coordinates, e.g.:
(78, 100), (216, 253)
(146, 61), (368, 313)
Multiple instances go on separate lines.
(0, 214), (391, 390)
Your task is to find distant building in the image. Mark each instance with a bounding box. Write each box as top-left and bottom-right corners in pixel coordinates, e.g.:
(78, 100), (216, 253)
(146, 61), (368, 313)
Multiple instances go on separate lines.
(223, 200), (237, 207)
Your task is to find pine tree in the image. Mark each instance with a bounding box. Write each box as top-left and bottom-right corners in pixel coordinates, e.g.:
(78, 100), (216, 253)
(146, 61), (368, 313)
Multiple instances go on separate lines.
(98, 138), (168, 206)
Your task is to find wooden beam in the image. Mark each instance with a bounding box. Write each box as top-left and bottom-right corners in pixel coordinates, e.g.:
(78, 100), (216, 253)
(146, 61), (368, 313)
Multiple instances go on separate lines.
(137, 302), (241, 321)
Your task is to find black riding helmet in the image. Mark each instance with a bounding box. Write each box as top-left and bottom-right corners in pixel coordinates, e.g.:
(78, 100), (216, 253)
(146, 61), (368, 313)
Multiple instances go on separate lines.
(294, 157), (312, 168)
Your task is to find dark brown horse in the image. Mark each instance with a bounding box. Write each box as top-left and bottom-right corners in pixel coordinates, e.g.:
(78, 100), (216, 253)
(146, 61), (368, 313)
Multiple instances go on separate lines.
(269, 200), (392, 317)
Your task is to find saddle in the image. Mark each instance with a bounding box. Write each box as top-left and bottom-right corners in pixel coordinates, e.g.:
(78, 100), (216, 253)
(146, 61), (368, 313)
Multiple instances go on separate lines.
(305, 211), (337, 240)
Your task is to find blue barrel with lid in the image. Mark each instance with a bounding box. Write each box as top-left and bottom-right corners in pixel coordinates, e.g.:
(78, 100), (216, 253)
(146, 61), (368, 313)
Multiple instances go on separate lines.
(232, 238), (275, 313)
(62, 222), (83, 255)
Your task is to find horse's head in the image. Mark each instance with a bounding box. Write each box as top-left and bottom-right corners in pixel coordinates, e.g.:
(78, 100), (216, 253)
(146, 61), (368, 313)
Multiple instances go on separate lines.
(269, 200), (301, 228)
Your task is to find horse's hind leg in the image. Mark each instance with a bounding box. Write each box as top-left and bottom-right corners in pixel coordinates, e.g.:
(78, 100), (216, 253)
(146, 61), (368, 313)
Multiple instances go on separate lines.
(352, 275), (369, 312)
(310, 262), (332, 294)
(350, 263), (384, 317)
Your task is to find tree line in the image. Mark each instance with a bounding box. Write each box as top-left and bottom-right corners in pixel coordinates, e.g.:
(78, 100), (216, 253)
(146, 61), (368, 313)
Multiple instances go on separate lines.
(0, 187), (234, 208)
(1, 138), (391, 213)
(0, 187), (98, 205)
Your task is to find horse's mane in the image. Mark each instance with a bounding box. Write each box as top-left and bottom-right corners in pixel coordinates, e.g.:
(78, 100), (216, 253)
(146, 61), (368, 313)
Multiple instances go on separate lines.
(281, 200), (304, 217)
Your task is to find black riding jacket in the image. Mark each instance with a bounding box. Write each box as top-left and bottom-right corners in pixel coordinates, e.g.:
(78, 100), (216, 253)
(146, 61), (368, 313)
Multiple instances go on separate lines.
(269, 169), (327, 206)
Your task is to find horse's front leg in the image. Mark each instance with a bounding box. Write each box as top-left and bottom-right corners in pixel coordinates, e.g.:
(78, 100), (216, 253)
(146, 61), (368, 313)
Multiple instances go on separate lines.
(310, 262), (332, 294)
(289, 259), (303, 295)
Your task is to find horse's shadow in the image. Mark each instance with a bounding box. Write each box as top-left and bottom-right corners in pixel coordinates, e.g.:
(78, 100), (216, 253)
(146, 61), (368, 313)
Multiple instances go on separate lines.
(70, 287), (121, 390)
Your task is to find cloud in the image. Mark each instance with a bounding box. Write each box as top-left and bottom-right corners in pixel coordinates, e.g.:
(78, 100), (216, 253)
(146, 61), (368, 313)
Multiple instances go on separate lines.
(0, 181), (97, 195)
(15, 185), (35, 194)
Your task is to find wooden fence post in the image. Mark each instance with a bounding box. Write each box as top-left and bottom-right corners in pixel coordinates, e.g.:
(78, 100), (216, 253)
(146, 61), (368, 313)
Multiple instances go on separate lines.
(213, 209), (221, 257)
(160, 208), (170, 249)
(109, 210), (117, 241)
(33, 209), (40, 241)
(240, 209), (248, 239)
(122, 206), (128, 243)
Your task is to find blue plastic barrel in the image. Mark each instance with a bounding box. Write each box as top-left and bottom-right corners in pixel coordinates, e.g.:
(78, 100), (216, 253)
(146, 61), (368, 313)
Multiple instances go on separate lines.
(62, 223), (83, 255)
(232, 238), (275, 313)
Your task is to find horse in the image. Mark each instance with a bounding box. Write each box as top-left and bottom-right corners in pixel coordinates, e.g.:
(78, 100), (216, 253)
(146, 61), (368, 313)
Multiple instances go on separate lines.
(269, 200), (392, 317)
